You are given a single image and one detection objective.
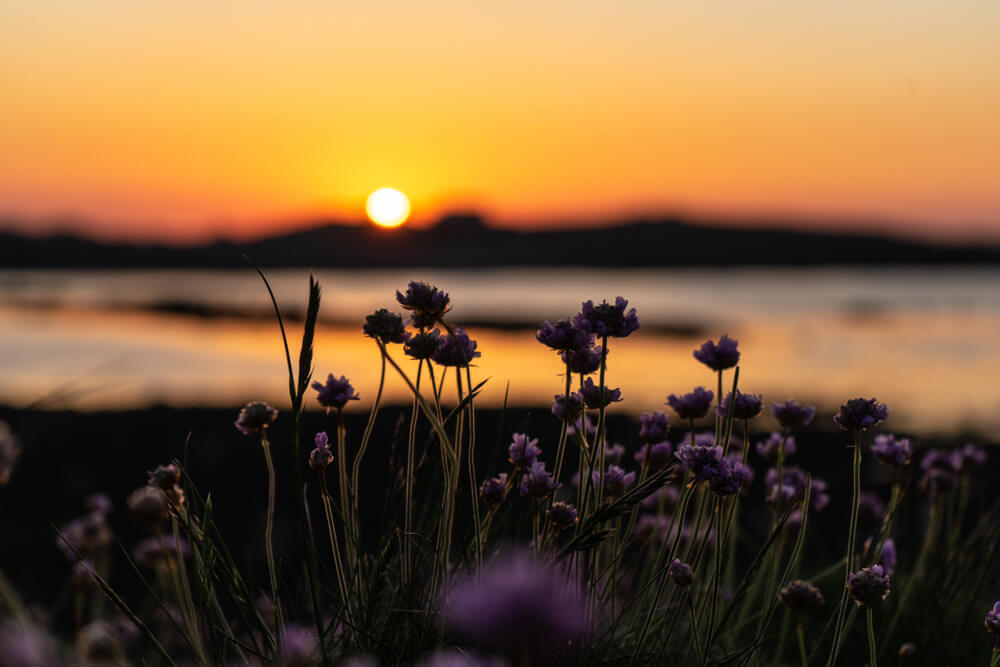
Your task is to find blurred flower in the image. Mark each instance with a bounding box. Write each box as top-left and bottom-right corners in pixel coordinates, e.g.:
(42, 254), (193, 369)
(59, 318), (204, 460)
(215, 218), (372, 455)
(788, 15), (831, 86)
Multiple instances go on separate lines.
(77, 621), (125, 665)
(603, 443), (626, 465)
(707, 458), (753, 496)
(547, 502), (579, 528)
(519, 461), (557, 499)
(147, 462), (185, 507)
(667, 387), (715, 421)
(535, 319), (593, 352)
(771, 400), (815, 429)
(668, 559), (694, 587)
(634, 441), (674, 471)
(881, 538), (897, 574)
(952, 443), (988, 472)
(432, 328), (481, 367)
(899, 643), (916, 657)
(309, 431), (333, 470)
(593, 465), (636, 499)
(127, 486), (169, 528)
(847, 565), (891, 606)
(363, 308), (409, 344)
(717, 390), (763, 419)
(280, 624), (319, 667)
(441, 552), (588, 658)
(634, 515), (670, 543)
(675, 443), (724, 482)
(573, 297), (639, 338)
(919, 467), (957, 496)
(985, 601), (1000, 636)
(639, 411), (670, 444)
(312, 374), (360, 410)
(414, 649), (506, 667)
(0, 421), (22, 486)
(778, 580), (825, 613)
(0, 619), (64, 667)
(134, 536), (190, 572)
(640, 485), (680, 512)
(693, 334), (740, 371)
(71, 559), (98, 591)
(235, 401), (279, 434)
(871, 434), (912, 467)
(561, 345), (603, 374)
(580, 377), (622, 409)
(508, 434), (542, 466)
(57, 512), (113, 561)
(764, 467), (828, 511)
(550, 392), (585, 421)
(567, 415), (598, 441)
(834, 397), (889, 431)
(84, 493), (112, 517)
(396, 281), (451, 329)
(859, 491), (886, 518)
(479, 474), (508, 507)
(404, 329), (443, 360)
(756, 432), (796, 463)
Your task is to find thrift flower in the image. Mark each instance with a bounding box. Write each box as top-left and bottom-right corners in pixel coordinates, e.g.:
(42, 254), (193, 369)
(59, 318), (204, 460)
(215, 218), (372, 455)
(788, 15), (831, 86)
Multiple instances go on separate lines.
(640, 485), (679, 511)
(519, 461), (557, 498)
(778, 580), (825, 613)
(396, 281), (451, 328)
(580, 377), (622, 409)
(535, 319), (593, 352)
(234, 401), (278, 434)
(280, 625), (319, 665)
(639, 411), (670, 444)
(668, 559), (694, 587)
(547, 502), (579, 528)
(404, 329), (442, 360)
(84, 493), (113, 517)
(573, 296), (639, 338)
(634, 515), (670, 543)
(508, 433), (542, 466)
(134, 536), (190, 572)
(126, 486), (169, 528)
(634, 441), (674, 471)
(675, 442), (724, 482)
(847, 565), (891, 606)
(693, 334), (740, 371)
(952, 443), (988, 472)
(479, 474), (508, 506)
(567, 415), (598, 441)
(431, 327), (481, 367)
(834, 397), (889, 431)
(985, 601), (1000, 636)
(921, 448), (960, 472)
(312, 374), (360, 410)
(561, 345), (603, 374)
(308, 431), (333, 470)
(363, 308), (409, 344)
(593, 465), (636, 499)
(667, 387), (715, 421)
(771, 400), (816, 429)
(707, 458), (753, 496)
(550, 392), (585, 420)
(603, 442), (626, 465)
(756, 432), (796, 463)
(717, 390), (763, 419)
(871, 434), (912, 467)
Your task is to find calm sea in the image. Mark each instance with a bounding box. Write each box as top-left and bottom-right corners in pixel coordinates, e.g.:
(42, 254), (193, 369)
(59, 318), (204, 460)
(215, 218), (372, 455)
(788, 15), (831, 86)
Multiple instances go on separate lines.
(1, 267), (998, 436)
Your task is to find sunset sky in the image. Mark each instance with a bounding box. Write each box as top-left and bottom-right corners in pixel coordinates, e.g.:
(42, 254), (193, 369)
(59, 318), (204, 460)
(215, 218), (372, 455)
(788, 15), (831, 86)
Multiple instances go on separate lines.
(2, 1), (999, 243)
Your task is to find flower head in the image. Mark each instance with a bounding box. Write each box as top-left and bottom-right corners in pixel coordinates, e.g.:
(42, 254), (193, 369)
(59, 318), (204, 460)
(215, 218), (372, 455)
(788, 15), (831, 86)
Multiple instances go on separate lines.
(560, 345), (603, 375)
(404, 329), (442, 360)
(707, 458), (753, 496)
(234, 401), (278, 434)
(667, 387), (715, 421)
(508, 433), (542, 466)
(84, 493), (113, 517)
(717, 390), (763, 420)
(634, 441), (674, 471)
(547, 502), (579, 528)
(573, 296), (639, 338)
(771, 400), (815, 429)
(871, 434), (912, 467)
(756, 432), (796, 462)
(952, 443), (988, 472)
(479, 474), (508, 507)
(396, 281), (450, 328)
(668, 559), (694, 587)
(535, 319), (593, 352)
(675, 442), (724, 482)
(57, 513), (113, 561)
(147, 463), (184, 507)
(580, 377), (622, 409)
(363, 308), (409, 344)
(847, 565), (891, 606)
(519, 460), (557, 498)
(639, 411), (670, 444)
(640, 485), (679, 512)
(985, 601), (1000, 636)
(778, 580), (825, 613)
(309, 431), (334, 470)
(834, 397), (889, 431)
(550, 392), (585, 421)
(693, 334), (740, 371)
(134, 536), (190, 572)
(312, 374), (360, 410)
(127, 486), (169, 528)
(280, 625), (319, 666)
(593, 465), (636, 499)
(603, 442), (626, 465)
(431, 328), (481, 367)
(567, 415), (598, 441)
(441, 552), (588, 658)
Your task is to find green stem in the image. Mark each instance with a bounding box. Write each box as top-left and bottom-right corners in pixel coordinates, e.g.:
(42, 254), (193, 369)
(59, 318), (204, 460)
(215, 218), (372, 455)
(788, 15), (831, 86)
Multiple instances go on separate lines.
(688, 590), (707, 667)
(596, 335), (609, 500)
(350, 345), (387, 572)
(334, 409), (357, 587)
(828, 429), (863, 666)
(797, 621), (809, 667)
(866, 606), (878, 667)
(260, 433), (283, 649)
(318, 474), (352, 629)
(990, 646), (1000, 667)
(402, 358), (423, 591)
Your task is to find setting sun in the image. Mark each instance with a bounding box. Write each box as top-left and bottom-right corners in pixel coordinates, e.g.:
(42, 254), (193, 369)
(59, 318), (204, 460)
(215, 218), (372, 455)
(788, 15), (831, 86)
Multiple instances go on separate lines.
(366, 188), (411, 228)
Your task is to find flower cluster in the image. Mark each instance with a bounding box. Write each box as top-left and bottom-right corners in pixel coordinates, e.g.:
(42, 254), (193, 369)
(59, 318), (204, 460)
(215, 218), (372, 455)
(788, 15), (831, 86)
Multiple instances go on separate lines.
(396, 281), (451, 328)
(580, 377), (622, 409)
(771, 400), (815, 429)
(535, 319), (593, 352)
(675, 442), (724, 482)
(834, 397), (889, 431)
(707, 458), (753, 496)
(755, 432), (795, 462)
(573, 297), (639, 338)
(508, 433), (542, 466)
(404, 330), (442, 360)
(592, 465), (636, 499)
(550, 392), (585, 420)
(309, 431), (333, 470)
(667, 387), (715, 421)
(363, 308), (409, 344)
(634, 441), (674, 471)
(234, 401), (278, 434)
(778, 580), (825, 613)
(871, 434), (912, 467)
(432, 328), (481, 367)
(547, 502), (579, 528)
(519, 461), (557, 499)
(479, 474), (508, 507)
(846, 564), (891, 606)
(717, 390), (763, 419)
(693, 334), (740, 371)
(312, 375), (360, 410)
(639, 411), (670, 443)
(668, 559), (694, 587)
(561, 345), (604, 374)
(985, 601), (1000, 636)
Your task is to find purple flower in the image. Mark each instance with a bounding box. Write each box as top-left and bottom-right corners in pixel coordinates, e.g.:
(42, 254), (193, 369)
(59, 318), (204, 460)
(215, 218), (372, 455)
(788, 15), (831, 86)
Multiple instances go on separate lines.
(312, 374), (360, 410)
(880, 538), (896, 574)
(634, 514), (670, 543)
(919, 467), (957, 496)
(126, 486), (169, 527)
(547, 501), (579, 528)
(847, 565), (891, 606)
(567, 415), (598, 441)
(441, 552), (589, 657)
(871, 434), (912, 467)
(634, 441), (674, 471)
(573, 296), (639, 338)
(560, 345), (603, 374)
(667, 387), (715, 421)
(639, 411), (670, 444)
(778, 580), (825, 613)
(280, 625), (319, 665)
(771, 400), (815, 429)
(593, 465), (636, 499)
(363, 308), (409, 344)
(519, 461), (557, 498)
(834, 397), (889, 431)
(765, 466), (828, 511)
(985, 601), (1000, 636)
(234, 401), (278, 434)
(707, 458), (753, 496)
(640, 485), (680, 511)
(415, 650), (506, 667)
(952, 443), (988, 472)
(693, 334), (740, 371)
(580, 377), (622, 409)
(508, 433), (542, 466)
(604, 443), (626, 465)
(309, 431), (333, 470)
(134, 536), (190, 572)
(921, 448), (960, 472)
(404, 329), (443, 360)
(550, 392), (585, 421)
(756, 432), (796, 463)
(431, 328), (481, 367)
(396, 281), (451, 328)
(536, 319), (593, 352)
(717, 390), (763, 420)
(668, 559), (694, 587)
(0, 620), (63, 666)
(84, 493), (113, 517)
(479, 474), (508, 506)
(675, 442), (724, 481)
(859, 491), (886, 517)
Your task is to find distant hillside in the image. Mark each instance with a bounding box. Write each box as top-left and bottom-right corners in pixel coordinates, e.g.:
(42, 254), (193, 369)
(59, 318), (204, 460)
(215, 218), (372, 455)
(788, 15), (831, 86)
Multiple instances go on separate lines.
(2, 215), (999, 267)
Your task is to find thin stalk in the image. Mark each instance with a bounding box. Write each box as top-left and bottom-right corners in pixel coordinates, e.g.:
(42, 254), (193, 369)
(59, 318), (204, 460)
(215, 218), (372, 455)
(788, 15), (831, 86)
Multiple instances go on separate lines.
(866, 606), (878, 667)
(688, 589), (707, 667)
(704, 497), (724, 661)
(402, 358), (424, 590)
(318, 474), (352, 629)
(260, 432), (283, 648)
(991, 645), (1000, 667)
(797, 621), (809, 667)
(596, 335), (609, 500)
(350, 345), (387, 573)
(334, 409), (358, 587)
(828, 430), (863, 666)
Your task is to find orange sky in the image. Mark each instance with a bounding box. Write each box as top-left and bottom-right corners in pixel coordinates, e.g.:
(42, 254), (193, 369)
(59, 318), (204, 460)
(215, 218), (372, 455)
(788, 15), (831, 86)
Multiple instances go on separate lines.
(2, 2), (999, 243)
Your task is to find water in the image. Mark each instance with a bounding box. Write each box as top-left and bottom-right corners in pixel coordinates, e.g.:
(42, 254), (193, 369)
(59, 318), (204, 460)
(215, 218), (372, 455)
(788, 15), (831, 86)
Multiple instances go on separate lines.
(1, 267), (998, 436)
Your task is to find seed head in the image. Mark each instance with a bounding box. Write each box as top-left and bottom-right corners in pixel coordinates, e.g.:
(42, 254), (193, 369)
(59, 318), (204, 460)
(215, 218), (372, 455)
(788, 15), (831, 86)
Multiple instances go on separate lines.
(847, 565), (891, 606)
(778, 580), (825, 613)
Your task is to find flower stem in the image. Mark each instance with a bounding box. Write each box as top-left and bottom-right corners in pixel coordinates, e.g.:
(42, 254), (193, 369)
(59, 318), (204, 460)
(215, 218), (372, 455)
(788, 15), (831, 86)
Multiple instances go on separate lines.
(990, 645), (1000, 667)
(797, 621), (809, 667)
(318, 473), (352, 629)
(866, 606), (878, 667)
(828, 429), (863, 666)
(402, 358), (423, 591)
(260, 432), (283, 648)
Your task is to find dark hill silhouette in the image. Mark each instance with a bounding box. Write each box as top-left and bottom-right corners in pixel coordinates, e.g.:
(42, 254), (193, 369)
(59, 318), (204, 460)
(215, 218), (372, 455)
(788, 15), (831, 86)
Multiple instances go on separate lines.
(1, 215), (998, 268)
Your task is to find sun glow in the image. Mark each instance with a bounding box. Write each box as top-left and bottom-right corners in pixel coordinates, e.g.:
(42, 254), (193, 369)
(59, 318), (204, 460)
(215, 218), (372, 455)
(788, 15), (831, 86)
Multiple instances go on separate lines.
(366, 188), (411, 228)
